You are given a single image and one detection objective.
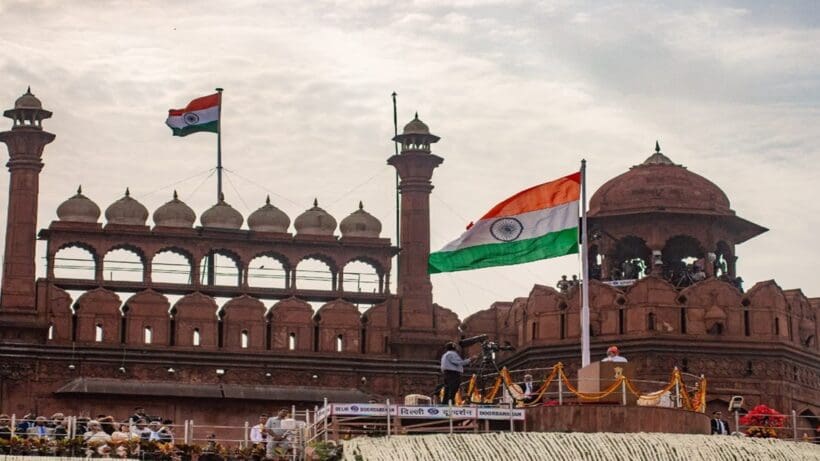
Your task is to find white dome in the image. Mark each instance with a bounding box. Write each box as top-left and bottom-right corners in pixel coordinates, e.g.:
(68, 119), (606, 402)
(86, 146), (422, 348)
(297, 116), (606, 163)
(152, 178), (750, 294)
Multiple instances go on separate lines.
(294, 199), (336, 236)
(340, 202), (381, 238)
(248, 196), (290, 233)
(153, 190), (196, 228)
(201, 195), (243, 229)
(105, 188), (148, 226)
(56, 186), (100, 223)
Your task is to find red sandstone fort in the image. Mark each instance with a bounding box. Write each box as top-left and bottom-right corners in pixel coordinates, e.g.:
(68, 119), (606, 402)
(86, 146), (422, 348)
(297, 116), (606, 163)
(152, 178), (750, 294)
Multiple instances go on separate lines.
(0, 89), (816, 434)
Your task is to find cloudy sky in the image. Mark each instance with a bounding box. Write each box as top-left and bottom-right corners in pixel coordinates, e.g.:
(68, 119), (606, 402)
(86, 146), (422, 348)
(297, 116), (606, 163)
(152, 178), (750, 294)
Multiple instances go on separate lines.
(0, 0), (818, 318)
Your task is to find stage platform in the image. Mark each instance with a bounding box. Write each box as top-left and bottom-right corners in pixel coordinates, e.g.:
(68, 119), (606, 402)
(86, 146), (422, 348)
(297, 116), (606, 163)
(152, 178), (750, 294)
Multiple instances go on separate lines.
(526, 404), (711, 434)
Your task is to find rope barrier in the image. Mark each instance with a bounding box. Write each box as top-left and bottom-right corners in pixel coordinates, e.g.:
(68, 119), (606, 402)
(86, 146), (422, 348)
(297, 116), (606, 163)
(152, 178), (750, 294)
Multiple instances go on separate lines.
(457, 362), (708, 413)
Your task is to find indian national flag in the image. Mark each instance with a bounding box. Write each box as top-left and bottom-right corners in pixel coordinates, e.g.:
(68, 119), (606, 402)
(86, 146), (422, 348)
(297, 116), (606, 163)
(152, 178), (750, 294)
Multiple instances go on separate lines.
(429, 172), (580, 274)
(166, 93), (220, 137)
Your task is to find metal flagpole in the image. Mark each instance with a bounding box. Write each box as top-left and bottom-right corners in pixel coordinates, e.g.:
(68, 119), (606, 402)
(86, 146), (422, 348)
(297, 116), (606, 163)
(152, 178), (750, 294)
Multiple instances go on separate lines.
(580, 159), (591, 367)
(215, 87), (224, 202)
(392, 92), (400, 286)
(206, 87), (224, 286)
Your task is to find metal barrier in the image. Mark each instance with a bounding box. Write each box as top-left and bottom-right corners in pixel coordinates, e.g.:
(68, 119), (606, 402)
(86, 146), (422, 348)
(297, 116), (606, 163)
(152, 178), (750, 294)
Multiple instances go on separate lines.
(306, 399), (526, 443)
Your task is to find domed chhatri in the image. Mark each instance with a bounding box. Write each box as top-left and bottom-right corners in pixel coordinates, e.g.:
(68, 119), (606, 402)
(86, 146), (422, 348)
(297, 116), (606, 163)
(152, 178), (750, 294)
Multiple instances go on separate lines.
(340, 201), (382, 238)
(15, 86), (42, 110)
(391, 113), (441, 153)
(105, 188), (149, 226)
(56, 186), (100, 223)
(402, 112), (430, 135)
(4, 87), (52, 127)
(294, 198), (336, 236)
(200, 194), (244, 230)
(589, 142), (732, 217)
(153, 190), (196, 228)
(247, 195), (290, 233)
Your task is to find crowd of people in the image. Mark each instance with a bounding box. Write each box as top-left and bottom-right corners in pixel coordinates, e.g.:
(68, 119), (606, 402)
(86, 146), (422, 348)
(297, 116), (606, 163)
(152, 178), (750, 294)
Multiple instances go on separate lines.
(0, 407), (176, 457)
(0, 406), (304, 459)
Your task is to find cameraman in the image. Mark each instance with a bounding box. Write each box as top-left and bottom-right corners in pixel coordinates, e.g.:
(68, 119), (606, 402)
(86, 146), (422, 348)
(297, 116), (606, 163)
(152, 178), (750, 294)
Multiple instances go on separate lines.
(440, 342), (474, 405)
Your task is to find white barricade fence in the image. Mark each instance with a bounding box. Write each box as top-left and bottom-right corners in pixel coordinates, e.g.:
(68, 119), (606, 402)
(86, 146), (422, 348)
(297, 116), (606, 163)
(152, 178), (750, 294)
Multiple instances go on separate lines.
(315, 403), (526, 421)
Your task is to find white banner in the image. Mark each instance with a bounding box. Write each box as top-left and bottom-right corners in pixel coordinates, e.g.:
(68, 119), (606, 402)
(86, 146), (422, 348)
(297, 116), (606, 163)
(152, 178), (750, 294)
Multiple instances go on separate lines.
(397, 406), (477, 419)
(316, 405), (330, 421)
(603, 279), (636, 288)
(476, 407), (526, 421)
(319, 403), (527, 421)
(330, 403), (397, 417)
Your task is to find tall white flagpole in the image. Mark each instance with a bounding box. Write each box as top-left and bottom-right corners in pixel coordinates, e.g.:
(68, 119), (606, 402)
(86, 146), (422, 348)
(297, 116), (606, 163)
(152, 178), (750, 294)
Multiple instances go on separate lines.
(580, 159), (591, 367)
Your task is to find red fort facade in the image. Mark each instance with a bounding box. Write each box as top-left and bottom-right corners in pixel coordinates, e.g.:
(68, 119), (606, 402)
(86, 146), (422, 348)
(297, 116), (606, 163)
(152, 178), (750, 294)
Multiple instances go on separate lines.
(0, 91), (816, 433)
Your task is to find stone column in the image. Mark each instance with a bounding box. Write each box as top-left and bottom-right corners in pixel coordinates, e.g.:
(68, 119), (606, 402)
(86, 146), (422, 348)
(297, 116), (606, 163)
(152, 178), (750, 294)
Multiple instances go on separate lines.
(0, 97), (54, 313)
(388, 150), (442, 330)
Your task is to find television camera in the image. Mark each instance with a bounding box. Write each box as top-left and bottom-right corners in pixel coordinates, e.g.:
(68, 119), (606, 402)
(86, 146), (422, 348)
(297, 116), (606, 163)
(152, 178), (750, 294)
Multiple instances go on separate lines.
(459, 334), (516, 360)
(457, 334), (517, 403)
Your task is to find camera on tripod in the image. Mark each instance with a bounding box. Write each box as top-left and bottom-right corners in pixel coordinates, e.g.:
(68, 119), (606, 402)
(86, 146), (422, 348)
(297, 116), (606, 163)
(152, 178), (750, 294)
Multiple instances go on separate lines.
(459, 334), (515, 359)
(481, 340), (515, 355)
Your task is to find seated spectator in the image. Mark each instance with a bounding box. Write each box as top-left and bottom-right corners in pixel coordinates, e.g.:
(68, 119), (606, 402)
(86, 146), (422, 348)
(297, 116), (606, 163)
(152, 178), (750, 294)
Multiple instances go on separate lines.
(84, 420), (112, 446)
(97, 445), (113, 458)
(75, 416), (89, 436)
(52, 414), (68, 441)
(16, 412), (34, 439)
(27, 416), (53, 440)
(131, 418), (149, 439)
(203, 433), (219, 453)
(0, 415), (12, 440)
(115, 445), (130, 459)
(130, 407), (147, 424)
(98, 415), (116, 435)
(111, 423), (138, 443)
(159, 420), (174, 443)
(143, 420), (164, 441)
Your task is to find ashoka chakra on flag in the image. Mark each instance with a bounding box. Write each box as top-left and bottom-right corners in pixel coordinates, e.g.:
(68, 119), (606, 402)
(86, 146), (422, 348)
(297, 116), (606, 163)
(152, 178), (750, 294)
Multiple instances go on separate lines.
(429, 172), (580, 274)
(166, 93), (220, 137)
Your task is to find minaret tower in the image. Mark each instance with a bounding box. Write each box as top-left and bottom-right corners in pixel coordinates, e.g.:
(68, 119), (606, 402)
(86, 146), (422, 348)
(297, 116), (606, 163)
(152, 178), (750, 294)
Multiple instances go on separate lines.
(388, 114), (442, 333)
(0, 89), (54, 334)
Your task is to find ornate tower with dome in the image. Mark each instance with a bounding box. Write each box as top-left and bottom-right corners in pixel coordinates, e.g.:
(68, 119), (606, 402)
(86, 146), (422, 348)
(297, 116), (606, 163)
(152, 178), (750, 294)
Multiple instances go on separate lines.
(587, 142), (767, 283)
(461, 143), (819, 425)
(0, 88), (55, 341)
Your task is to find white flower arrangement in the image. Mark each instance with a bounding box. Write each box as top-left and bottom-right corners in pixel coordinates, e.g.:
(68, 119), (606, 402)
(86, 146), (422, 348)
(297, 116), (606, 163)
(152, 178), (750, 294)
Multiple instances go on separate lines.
(342, 432), (820, 460)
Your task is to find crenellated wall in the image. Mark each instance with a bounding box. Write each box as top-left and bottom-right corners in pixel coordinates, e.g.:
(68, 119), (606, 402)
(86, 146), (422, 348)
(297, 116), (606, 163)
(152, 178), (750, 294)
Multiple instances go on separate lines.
(43, 282), (405, 356)
(462, 275), (820, 416)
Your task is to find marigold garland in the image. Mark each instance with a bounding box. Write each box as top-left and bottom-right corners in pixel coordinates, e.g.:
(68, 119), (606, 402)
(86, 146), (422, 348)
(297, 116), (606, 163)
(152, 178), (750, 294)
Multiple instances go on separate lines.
(454, 363), (707, 413)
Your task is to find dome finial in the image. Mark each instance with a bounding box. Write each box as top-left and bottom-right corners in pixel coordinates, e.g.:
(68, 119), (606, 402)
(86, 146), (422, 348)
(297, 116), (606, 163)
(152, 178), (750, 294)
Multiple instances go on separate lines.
(265, 195), (271, 205)
(313, 197), (318, 207)
(173, 190), (178, 200)
(655, 140), (661, 153)
(219, 192), (225, 202)
(26, 86), (31, 95)
(125, 187), (130, 197)
(77, 185), (82, 194)
(414, 111), (418, 120)
(359, 201), (363, 210)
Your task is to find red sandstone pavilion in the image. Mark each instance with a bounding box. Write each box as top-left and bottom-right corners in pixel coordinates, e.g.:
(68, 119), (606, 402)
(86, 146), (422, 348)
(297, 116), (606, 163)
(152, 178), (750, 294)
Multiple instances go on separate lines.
(0, 89), (817, 437)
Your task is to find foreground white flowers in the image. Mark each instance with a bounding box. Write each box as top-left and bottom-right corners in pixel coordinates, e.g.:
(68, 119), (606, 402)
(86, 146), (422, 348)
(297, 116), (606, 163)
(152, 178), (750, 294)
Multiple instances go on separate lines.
(343, 432), (820, 460)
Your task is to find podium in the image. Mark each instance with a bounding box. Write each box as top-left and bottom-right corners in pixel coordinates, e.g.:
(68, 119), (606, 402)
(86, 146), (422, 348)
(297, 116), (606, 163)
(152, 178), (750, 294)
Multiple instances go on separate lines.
(577, 360), (636, 404)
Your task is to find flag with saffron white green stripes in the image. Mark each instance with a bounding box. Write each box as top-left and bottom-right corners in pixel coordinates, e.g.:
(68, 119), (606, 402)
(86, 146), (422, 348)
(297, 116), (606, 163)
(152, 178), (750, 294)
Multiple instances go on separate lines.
(428, 172), (580, 274)
(166, 93), (220, 137)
